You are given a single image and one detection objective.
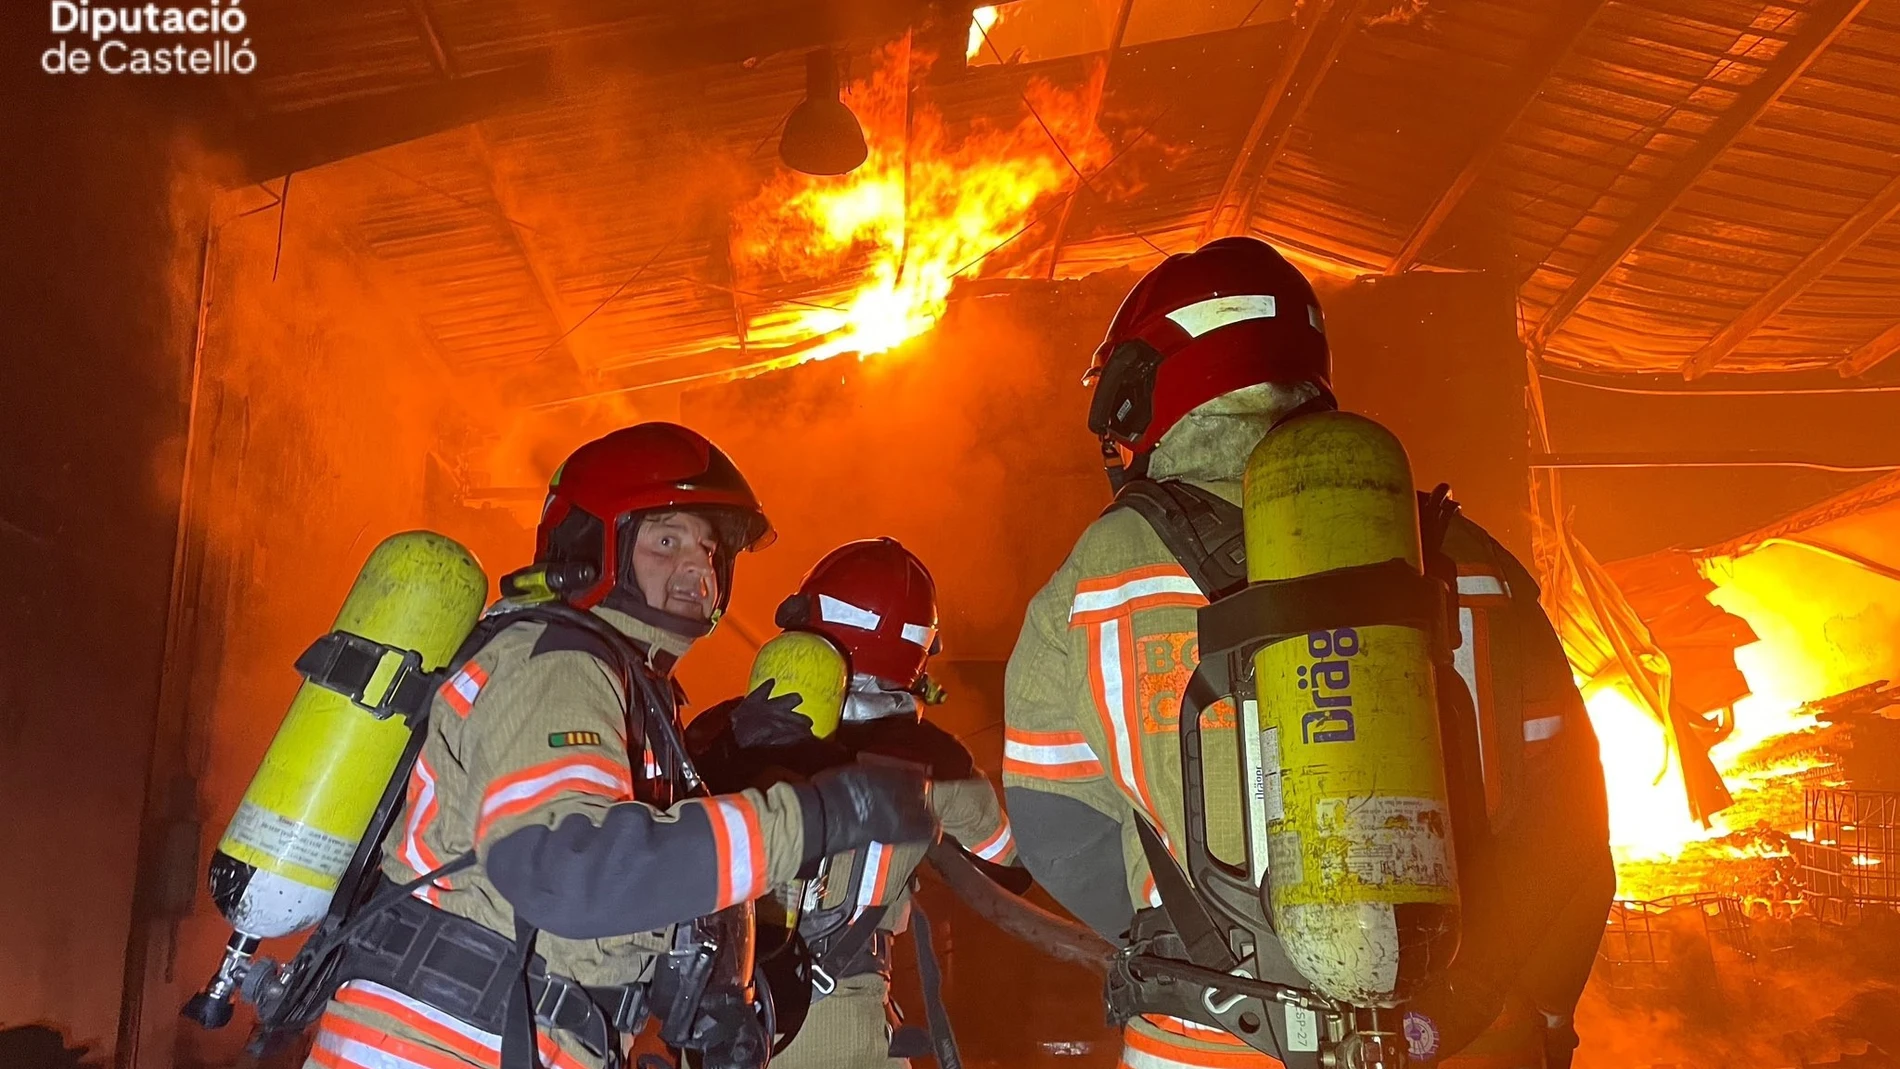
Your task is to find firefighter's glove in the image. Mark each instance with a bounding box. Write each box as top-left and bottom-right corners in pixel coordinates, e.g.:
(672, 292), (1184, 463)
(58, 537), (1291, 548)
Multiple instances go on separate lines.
(805, 763), (939, 862)
(729, 680), (813, 749)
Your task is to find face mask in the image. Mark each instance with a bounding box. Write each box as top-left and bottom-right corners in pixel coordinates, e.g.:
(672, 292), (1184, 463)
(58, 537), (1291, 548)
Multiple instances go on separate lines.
(840, 673), (920, 723)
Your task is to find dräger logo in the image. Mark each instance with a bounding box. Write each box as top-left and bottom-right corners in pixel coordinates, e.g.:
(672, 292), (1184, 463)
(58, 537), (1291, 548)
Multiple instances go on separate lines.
(1294, 627), (1359, 744)
(42, 0), (256, 76)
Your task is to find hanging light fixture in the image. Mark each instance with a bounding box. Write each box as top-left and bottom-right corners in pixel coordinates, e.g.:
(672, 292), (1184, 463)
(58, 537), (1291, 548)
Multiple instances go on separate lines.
(778, 48), (867, 176)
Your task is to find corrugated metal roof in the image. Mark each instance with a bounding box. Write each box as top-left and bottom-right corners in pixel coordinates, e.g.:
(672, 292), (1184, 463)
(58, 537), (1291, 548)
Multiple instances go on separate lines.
(245, 0), (1900, 386)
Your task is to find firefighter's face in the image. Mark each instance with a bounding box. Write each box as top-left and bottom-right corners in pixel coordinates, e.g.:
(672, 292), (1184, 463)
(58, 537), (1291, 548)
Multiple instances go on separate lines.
(630, 512), (720, 620)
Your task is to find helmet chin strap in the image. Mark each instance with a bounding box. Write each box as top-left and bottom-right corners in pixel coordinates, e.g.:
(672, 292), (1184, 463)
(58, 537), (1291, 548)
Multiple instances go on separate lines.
(1102, 437), (1150, 494)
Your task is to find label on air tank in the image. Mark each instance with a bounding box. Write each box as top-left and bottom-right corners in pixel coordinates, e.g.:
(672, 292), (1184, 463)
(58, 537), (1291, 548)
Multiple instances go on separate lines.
(1314, 795), (1454, 891)
(225, 800), (356, 884)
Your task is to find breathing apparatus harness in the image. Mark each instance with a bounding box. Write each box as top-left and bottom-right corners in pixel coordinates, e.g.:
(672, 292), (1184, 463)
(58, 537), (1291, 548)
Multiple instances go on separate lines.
(233, 575), (774, 1069)
(1098, 477), (1481, 1069)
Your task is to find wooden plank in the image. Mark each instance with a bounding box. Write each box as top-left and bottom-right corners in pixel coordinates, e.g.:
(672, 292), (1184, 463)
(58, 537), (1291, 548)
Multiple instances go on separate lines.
(1532, 0), (1874, 350)
(1684, 168), (1900, 377)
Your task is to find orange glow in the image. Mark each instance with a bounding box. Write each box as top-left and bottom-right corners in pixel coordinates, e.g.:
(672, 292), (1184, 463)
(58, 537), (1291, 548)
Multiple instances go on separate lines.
(1580, 532), (1900, 898)
(731, 42), (1109, 367)
(968, 6), (1003, 60)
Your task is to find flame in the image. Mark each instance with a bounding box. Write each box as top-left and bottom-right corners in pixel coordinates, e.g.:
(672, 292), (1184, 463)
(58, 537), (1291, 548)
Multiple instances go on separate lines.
(731, 43), (1110, 367)
(1583, 531), (1900, 898)
(968, 6), (1003, 61)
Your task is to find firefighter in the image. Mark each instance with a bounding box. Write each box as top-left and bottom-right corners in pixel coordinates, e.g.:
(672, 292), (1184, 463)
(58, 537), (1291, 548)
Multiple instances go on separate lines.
(1001, 239), (1615, 1069)
(688, 538), (1021, 1069)
(304, 424), (940, 1069)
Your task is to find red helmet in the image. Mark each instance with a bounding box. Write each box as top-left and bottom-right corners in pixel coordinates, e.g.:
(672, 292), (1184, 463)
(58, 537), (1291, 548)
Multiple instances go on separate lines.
(774, 538), (940, 688)
(534, 423), (773, 611)
(1086, 237), (1331, 457)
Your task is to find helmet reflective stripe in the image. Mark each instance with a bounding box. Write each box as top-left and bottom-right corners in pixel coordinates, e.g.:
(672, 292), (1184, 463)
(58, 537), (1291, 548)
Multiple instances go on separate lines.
(899, 622), (935, 649)
(817, 593), (882, 631)
(1163, 294), (1278, 338)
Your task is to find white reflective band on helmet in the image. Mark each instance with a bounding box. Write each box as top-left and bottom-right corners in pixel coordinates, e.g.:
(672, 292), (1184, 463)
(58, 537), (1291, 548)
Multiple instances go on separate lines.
(1457, 574), (1507, 597)
(1163, 294), (1277, 338)
(818, 594), (882, 631)
(1524, 715), (1564, 742)
(900, 622), (935, 648)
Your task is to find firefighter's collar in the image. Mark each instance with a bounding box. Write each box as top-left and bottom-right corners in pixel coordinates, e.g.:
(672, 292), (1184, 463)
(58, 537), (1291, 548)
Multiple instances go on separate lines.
(592, 602), (695, 666)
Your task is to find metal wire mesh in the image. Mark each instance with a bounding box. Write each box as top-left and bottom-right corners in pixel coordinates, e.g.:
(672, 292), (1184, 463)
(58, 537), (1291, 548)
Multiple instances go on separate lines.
(1796, 789), (1900, 924)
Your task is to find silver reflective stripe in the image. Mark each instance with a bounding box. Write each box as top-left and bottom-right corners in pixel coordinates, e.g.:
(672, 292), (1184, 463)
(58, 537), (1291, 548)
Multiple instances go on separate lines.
(1456, 573), (1507, 597)
(1453, 606), (1487, 786)
(1524, 715), (1565, 742)
(899, 622), (934, 648)
(1163, 294), (1277, 338)
(817, 593), (881, 630)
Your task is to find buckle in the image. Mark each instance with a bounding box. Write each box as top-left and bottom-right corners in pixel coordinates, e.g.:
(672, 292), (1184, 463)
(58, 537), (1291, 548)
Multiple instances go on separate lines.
(810, 963), (836, 997)
(534, 976), (585, 1029)
(294, 631), (429, 721)
(606, 984), (648, 1033)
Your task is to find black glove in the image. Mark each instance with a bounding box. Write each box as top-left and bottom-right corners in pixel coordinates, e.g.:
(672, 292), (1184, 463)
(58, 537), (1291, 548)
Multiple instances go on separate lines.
(807, 763), (939, 859)
(729, 680), (813, 749)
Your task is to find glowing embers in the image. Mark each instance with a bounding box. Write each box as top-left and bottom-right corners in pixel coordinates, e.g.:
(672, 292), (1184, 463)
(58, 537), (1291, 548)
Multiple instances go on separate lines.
(731, 41), (1110, 368)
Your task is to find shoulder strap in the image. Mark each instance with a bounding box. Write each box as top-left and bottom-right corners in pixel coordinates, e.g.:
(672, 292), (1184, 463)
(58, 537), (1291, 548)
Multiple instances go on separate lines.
(812, 905), (890, 991)
(1107, 479), (1248, 600)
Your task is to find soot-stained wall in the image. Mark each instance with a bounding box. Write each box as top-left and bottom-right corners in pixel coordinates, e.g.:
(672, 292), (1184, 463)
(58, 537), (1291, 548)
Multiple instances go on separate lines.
(0, 64), (199, 1060)
(149, 171), (502, 1069)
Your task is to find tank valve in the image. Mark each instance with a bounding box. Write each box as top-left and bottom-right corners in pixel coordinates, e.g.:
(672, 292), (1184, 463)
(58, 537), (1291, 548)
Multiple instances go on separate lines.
(182, 932), (261, 1029)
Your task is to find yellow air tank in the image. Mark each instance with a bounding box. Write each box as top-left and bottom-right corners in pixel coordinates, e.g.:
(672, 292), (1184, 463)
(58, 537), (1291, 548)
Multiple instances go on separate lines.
(1244, 411), (1460, 1007)
(747, 630), (849, 740)
(208, 531), (488, 940)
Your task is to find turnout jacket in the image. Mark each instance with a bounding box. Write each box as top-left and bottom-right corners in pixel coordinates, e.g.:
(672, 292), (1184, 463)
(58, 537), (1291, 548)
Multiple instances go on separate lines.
(689, 709), (1016, 957)
(1002, 477), (1613, 1067)
(307, 604), (816, 1069)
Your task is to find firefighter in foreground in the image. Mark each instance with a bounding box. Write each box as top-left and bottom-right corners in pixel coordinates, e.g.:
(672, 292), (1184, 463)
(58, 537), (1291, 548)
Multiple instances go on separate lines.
(1002, 239), (1614, 1069)
(689, 538), (1024, 1069)
(302, 424), (939, 1069)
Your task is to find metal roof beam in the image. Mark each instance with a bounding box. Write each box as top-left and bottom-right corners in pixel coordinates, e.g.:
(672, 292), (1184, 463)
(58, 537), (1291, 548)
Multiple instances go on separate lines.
(1683, 169), (1900, 378)
(1533, 0), (1871, 350)
(1197, 0), (1362, 244)
(1042, 0), (1138, 277)
(1387, 0), (1612, 274)
(1838, 320), (1900, 378)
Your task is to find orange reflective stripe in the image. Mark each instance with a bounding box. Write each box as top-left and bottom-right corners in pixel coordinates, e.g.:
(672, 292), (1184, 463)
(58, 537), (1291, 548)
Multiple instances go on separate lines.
(475, 755), (632, 842)
(1071, 565), (1206, 626)
(331, 981), (592, 1069)
(697, 795), (767, 908)
(1140, 871), (1161, 908)
(1124, 1023), (1285, 1069)
(970, 820), (1014, 861)
(318, 1015), (476, 1069)
(1087, 616), (1159, 818)
(399, 754), (448, 905)
(1145, 1016), (1253, 1045)
(439, 662), (489, 718)
(1003, 728), (1106, 781)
